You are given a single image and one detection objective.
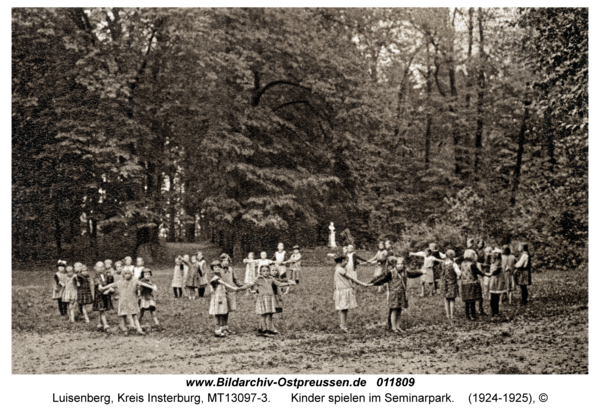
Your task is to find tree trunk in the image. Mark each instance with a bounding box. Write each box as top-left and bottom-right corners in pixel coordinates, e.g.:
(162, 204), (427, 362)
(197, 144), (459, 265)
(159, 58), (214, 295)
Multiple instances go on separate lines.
(424, 45), (434, 168)
(54, 200), (62, 258)
(474, 8), (486, 173)
(511, 102), (530, 205)
(168, 174), (176, 242)
(543, 106), (556, 169)
(465, 7), (474, 108)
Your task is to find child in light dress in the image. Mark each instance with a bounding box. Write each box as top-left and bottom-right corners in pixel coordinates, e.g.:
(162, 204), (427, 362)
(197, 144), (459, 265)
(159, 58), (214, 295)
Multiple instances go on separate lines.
(99, 269), (155, 335)
(171, 256), (185, 298)
(333, 254), (369, 332)
(409, 248), (444, 297)
(256, 252), (273, 275)
(62, 265), (77, 322)
(243, 252), (258, 284)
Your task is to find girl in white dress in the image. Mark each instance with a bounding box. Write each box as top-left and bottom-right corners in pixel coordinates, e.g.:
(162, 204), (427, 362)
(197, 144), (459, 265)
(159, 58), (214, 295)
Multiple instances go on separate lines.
(409, 249), (444, 297)
(272, 243), (287, 279)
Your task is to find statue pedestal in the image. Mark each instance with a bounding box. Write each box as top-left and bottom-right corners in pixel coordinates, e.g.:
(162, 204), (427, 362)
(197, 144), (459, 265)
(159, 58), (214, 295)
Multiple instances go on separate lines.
(328, 222), (337, 248)
(329, 232), (337, 248)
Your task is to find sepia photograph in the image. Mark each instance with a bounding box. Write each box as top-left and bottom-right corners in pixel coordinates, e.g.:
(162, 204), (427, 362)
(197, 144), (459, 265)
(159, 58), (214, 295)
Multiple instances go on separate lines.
(12, 7), (588, 375)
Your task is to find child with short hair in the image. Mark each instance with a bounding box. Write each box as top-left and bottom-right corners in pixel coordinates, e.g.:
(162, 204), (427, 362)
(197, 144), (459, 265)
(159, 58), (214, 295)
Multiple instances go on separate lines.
(139, 268), (159, 327)
(240, 265), (296, 336)
(62, 265), (77, 322)
(332, 254), (369, 332)
(123, 256), (135, 274)
(99, 269), (155, 335)
(218, 254), (243, 333)
(501, 245), (517, 305)
(256, 251), (272, 275)
(487, 249), (506, 317)
(409, 248), (444, 297)
(283, 246), (302, 294)
(243, 252), (258, 285)
(208, 260), (239, 337)
(133, 257), (145, 280)
(52, 260), (68, 316)
(185, 255), (200, 299)
(92, 261), (113, 331)
(269, 263), (285, 317)
(171, 256), (185, 298)
(368, 256), (422, 332)
(459, 250), (486, 321)
(76, 265), (93, 323)
(440, 250), (461, 321)
(197, 252), (209, 297)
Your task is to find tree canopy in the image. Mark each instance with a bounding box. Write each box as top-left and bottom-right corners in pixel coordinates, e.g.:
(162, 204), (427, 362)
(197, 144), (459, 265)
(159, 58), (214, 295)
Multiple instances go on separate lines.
(12, 8), (588, 269)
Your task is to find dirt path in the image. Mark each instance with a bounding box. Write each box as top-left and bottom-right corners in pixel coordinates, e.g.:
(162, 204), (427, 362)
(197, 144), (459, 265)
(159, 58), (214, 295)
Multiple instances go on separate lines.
(13, 306), (588, 374)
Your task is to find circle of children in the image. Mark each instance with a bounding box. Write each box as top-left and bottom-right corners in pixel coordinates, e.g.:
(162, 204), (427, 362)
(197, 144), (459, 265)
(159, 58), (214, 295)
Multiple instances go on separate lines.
(50, 239), (532, 337)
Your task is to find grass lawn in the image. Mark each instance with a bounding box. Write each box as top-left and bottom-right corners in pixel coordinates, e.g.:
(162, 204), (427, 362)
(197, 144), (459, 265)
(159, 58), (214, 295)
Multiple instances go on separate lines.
(12, 265), (588, 374)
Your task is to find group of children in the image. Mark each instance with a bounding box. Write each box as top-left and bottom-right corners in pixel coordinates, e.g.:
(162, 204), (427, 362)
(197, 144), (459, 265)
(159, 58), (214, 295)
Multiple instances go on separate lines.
(52, 257), (159, 335)
(331, 238), (533, 333)
(51, 238), (532, 337)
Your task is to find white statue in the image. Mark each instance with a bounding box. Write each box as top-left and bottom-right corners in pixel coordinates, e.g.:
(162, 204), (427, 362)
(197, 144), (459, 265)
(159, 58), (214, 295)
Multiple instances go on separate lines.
(328, 222), (337, 248)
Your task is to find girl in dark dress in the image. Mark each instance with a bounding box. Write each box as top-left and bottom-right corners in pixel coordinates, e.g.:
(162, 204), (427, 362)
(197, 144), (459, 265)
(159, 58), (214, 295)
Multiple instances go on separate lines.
(92, 261), (114, 331)
(76, 265), (93, 323)
(440, 250), (461, 321)
(459, 250), (486, 321)
(514, 243), (532, 305)
(369, 257), (422, 332)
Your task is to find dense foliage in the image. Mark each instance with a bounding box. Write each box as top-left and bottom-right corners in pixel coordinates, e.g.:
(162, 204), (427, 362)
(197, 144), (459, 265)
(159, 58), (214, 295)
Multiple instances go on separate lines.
(12, 8), (587, 268)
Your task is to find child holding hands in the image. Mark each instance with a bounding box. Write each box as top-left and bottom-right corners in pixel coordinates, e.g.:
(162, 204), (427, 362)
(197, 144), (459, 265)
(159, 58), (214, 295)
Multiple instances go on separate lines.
(239, 265), (296, 336)
(368, 256), (422, 332)
(98, 269), (156, 335)
(333, 254), (369, 332)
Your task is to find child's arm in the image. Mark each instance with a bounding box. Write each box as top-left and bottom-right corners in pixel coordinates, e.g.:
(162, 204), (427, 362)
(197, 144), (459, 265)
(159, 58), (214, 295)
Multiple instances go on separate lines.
(98, 281), (117, 291)
(216, 279), (238, 291)
(409, 251), (426, 258)
(406, 270), (423, 279)
(237, 281), (256, 291)
(339, 270), (369, 287)
(272, 278), (295, 288)
(369, 272), (392, 286)
(138, 281), (157, 291)
(453, 262), (462, 277)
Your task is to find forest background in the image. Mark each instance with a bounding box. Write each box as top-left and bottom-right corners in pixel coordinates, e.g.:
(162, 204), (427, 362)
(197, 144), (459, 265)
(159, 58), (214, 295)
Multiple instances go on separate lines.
(12, 8), (588, 269)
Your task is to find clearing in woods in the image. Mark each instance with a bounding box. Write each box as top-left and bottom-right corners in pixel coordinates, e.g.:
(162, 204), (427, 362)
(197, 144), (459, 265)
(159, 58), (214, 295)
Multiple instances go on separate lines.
(12, 244), (588, 374)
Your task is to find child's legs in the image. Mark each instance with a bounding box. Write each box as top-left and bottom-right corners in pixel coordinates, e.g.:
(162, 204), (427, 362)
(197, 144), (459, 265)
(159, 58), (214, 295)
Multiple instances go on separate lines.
(448, 299), (455, 318)
(339, 310), (348, 328)
(150, 310), (159, 324)
(68, 302), (75, 321)
(470, 301), (477, 318)
(198, 287), (205, 297)
(390, 309), (398, 330)
(119, 316), (127, 331)
(132, 314), (142, 331)
(444, 299), (450, 317)
(139, 308), (145, 322)
(173, 287), (178, 298)
(223, 313), (229, 326)
(258, 315), (266, 331)
(126, 314), (135, 327)
(81, 305), (89, 322)
(100, 311), (108, 327)
(266, 314), (274, 331)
